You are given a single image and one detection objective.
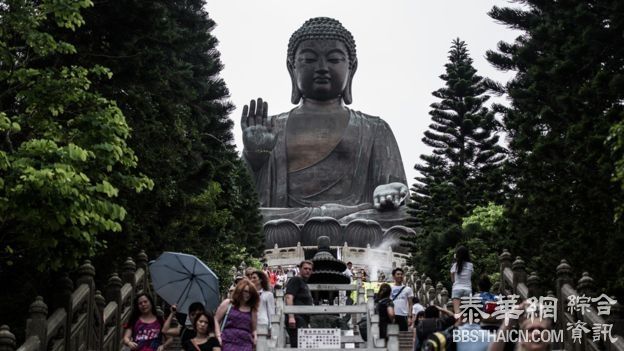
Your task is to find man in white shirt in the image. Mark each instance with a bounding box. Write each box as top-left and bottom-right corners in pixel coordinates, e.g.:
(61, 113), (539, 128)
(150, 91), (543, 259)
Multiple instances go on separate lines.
(343, 261), (354, 281)
(391, 267), (414, 331)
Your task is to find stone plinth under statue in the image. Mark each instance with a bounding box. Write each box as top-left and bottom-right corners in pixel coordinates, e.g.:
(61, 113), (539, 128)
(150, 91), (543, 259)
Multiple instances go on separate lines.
(263, 217), (415, 277)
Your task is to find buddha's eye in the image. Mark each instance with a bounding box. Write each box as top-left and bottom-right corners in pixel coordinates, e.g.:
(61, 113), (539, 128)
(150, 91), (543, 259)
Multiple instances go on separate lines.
(298, 55), (317, 64)
(327, 53), (346, 64)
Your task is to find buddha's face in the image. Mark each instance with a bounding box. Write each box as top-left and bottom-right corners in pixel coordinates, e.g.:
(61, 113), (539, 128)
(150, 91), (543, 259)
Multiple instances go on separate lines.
(292, 39), (350, 102)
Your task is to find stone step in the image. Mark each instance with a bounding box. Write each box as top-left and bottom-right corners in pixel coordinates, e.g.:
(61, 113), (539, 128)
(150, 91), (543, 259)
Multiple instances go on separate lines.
(399, 330), (413, 351)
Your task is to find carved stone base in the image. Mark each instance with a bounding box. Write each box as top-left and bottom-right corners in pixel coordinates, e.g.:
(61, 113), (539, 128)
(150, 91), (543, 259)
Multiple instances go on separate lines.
(263, 217), (416, 276)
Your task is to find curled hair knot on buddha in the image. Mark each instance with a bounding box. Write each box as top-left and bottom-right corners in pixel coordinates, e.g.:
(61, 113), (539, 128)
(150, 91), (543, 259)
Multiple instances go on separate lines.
(287, 17), (358, 104)
(287, 17), (357, 69)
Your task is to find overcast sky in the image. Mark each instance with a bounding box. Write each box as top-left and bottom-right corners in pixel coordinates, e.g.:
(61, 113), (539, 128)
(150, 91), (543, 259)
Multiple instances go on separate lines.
(206, 0), (521, 184)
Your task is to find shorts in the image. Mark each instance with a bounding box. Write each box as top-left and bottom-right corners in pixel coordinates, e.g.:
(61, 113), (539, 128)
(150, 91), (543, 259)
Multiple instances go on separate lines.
(451, 287), (472, 299)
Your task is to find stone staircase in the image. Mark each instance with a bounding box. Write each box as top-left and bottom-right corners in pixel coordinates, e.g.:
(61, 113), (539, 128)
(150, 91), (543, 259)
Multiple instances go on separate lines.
(398, 330), (413, 351)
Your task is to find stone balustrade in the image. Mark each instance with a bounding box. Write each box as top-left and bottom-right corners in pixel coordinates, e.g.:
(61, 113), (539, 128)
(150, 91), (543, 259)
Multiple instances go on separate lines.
(0, 252), (153, 351)
(498, 249), (624, 351)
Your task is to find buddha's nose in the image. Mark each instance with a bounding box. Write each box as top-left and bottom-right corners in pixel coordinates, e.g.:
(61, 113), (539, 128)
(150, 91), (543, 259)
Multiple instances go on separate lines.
(315, 59), (329, 73)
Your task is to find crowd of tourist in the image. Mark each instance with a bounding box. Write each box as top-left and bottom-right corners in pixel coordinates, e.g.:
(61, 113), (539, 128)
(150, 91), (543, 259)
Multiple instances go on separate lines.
(122, 245), (554, 351)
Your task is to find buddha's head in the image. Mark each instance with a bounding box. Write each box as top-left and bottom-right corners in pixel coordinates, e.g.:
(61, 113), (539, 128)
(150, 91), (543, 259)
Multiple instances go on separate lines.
(287, 17), (358, 105)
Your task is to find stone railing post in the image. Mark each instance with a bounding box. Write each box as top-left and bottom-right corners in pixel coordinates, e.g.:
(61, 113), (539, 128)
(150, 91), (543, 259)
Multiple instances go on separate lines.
(435, 282), (443, 296)
(270, 315), (280, 347)
(576, 272), (595, 298)
(26, 296), (48, 351)
(357, 286), (365, 305)
(135, 251), (149, 294)
(122, 257), (137, 291)
(527, 272), (541, 298)
(370, 314), (380, 348)
(105, 273), (123, 348)
(556, 259), (573, 335)
(256, 324), (269, 351)
(556, 259), (573, 292)
(105, 273), (123, 304)
(77, 260), (96, 350)
(386, 323), (399, 351)
(423, 277), (432, 304)
(511, 256), (527, 292)
(95, 290), (106, 316)
(499, 249), (512, 293)
(0, 325), (16, 351)
(440, 287), (449, 308)
(274, 289), (285, 348)
(136, 250), (148, 272)
(428, 287), (436, 306)
(94, 290), (105, 349)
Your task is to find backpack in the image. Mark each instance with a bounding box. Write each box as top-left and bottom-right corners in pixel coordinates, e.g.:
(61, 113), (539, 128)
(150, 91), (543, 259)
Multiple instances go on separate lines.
(420, 326), (456, 351)
(417, 319), (443, 341)
(416, 319), (443, 350)
(479, 292), (497, 314)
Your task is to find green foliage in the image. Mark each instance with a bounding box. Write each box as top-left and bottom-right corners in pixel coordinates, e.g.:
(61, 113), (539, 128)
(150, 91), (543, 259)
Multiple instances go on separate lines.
(60, 0), (263, 284)
(487, 0), (624, 297)
(0, 0), (152, 272)
(460, 203), (508, 286)
(408, 39), (505, 282)
(462, 203), (504, 234)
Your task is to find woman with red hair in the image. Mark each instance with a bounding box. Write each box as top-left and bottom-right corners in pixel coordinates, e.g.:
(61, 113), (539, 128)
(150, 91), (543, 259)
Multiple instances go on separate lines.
(215, 279), (259, 351)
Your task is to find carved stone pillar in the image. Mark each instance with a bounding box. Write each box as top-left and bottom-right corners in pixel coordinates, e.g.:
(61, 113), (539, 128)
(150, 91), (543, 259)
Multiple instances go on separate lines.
(498, 249), (512, 293)
(440, 287), (449, 308)
(576, 272), (595, 298)
(78, 260), (96, 349)
(26, 296), (48, 351)
(527, 271), (541, 298)
(0, 325), (16, 351)
(512, 256), (527, 293)
(122, 257), (137, 289)
(256, 324), (269, 351)
(556, 259), (573, 338)
(386, 323), (399, 351)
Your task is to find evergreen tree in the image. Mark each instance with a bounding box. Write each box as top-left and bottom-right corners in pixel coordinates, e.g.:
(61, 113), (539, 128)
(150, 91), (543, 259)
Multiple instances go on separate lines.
(408, 39), (505, 280)
(61, 0), (264, 279)
(487, 0), (624, 296)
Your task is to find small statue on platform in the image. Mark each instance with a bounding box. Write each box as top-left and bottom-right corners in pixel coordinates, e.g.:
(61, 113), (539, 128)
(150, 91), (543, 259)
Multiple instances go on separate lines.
(242, 17), (409, 226)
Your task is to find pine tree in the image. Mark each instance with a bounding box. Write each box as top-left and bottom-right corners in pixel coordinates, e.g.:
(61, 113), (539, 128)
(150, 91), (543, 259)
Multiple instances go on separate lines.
(487, 0), (624, 296)
(61, 1), (263, 279)
(408, 39), (505, 280)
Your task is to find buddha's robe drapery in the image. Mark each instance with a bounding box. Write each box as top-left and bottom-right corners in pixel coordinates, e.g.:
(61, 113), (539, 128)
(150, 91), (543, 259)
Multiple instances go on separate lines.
(244, 108), (408, 226)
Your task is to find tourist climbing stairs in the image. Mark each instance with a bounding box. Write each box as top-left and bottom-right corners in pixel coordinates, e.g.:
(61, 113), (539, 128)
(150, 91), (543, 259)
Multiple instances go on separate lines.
(2, 250), (624, 351)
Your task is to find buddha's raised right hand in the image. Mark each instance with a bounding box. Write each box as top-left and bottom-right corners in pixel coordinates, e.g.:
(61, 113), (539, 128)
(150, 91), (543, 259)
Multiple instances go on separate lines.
(241, 98), (276, 168)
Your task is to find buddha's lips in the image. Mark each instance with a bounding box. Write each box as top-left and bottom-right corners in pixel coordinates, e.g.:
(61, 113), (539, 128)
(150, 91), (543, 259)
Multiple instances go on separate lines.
(314, 78), (330, 83)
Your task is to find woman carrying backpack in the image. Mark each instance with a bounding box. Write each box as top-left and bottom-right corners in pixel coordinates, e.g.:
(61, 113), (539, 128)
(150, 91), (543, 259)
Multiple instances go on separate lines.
(375, 283), (395, 340)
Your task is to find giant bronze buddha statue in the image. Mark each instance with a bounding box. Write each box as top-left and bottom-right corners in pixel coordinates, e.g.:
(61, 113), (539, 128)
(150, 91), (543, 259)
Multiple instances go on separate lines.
(242, 17), (408, 227)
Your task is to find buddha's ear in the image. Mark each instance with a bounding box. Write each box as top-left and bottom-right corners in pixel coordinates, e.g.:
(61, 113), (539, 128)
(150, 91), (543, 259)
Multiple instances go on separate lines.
(343, 58), (358, 105)
(287, 60), (302, 104)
